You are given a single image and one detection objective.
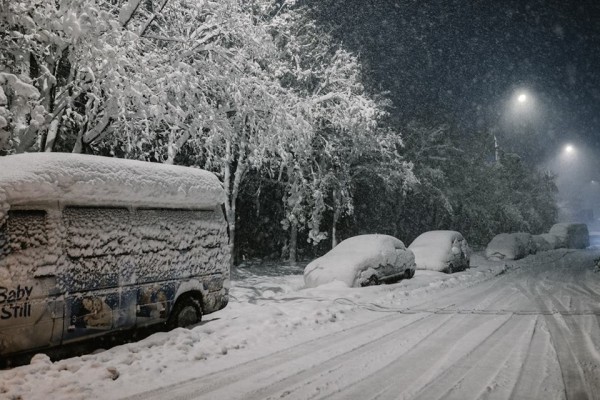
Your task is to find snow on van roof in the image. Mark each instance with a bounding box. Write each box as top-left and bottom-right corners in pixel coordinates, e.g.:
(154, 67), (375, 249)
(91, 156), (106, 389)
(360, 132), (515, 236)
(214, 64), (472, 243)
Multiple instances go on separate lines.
(0, 153), (225, 212)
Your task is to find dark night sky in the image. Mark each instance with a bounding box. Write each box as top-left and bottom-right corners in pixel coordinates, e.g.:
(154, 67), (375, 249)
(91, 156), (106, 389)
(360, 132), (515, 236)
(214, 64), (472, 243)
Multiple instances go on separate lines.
(309, 0), (600, 166)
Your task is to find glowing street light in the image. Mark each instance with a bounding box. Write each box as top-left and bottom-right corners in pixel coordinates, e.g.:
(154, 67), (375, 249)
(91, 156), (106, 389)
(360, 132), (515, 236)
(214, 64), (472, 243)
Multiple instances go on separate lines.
(564, 144), (575, 154)
(494, 88), (534, 164)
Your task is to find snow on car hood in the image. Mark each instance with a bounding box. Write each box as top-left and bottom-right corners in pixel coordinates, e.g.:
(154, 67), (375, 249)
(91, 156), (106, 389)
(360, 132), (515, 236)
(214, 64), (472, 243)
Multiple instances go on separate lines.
(0, 153), (225, 210)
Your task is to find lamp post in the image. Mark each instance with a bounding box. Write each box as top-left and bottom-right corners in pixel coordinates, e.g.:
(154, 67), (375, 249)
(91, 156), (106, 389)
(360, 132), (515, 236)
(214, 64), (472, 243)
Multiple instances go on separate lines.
(494, 133), (500, 163)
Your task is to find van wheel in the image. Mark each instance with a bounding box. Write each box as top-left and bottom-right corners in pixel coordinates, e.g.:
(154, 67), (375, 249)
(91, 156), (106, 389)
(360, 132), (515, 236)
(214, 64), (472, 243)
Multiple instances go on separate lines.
(167, 296), (202, 330)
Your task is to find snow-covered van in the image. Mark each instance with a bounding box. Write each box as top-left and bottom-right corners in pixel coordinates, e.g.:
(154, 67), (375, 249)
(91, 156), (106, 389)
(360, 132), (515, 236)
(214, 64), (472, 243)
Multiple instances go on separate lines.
(0, 153), (230, 357)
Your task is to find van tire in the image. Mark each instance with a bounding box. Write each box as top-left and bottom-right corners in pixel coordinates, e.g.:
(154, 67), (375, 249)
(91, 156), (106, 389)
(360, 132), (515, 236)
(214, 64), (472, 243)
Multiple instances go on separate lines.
(167, 296), (202, 330)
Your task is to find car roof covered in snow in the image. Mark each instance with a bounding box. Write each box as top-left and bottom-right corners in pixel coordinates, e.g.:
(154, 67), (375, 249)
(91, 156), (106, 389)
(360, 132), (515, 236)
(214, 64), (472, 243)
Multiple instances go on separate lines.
(408, 230), (464, 250)
(0, 153), (225, 212)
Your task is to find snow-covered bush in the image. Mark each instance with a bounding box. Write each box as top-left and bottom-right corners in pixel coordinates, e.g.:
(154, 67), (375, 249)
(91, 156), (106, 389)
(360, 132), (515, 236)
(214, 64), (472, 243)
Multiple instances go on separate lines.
(485, 232), (535, 261)
(548, 223), (589, 249)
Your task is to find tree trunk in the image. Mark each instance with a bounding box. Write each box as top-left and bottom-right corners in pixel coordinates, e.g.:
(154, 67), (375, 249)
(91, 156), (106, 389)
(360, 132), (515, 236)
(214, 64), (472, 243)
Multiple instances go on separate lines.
(222, 139), (247, 267)
(288, 221), (298, 264)
(226, 205), (236, 267)
(44, 111), (63, 152)
(332, 189), (341, 249)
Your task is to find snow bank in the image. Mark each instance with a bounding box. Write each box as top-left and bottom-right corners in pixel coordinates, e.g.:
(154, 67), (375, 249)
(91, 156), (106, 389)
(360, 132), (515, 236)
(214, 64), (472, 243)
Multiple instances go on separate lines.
(0, 153), (225, 214)
(485, 232), (534, 260)
(303, 234), (414, 288)
(408, 230), (470, 272)
(548, 223), (589, 249)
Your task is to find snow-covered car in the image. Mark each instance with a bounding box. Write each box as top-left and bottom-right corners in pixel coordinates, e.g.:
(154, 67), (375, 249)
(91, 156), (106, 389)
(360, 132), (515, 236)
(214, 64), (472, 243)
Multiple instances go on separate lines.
(485, 232), (535, 260)
(548, 223), (589, 249)
(408, 230), (471, 273)
(303, 234), (416, 288)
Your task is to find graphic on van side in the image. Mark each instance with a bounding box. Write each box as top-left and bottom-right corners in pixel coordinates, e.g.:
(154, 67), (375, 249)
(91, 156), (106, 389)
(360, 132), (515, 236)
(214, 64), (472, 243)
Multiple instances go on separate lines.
(137, 285), (174, 319)
(65, 293), (120, 339)
(63, 283), (179, 340)
(0, 285), (34, 320)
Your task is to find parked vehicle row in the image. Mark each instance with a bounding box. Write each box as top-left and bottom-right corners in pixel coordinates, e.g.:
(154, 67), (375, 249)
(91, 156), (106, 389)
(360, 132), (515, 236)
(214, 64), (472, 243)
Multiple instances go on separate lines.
(304, 221), (591, 289)
(303, 230), (471, 288)
(485, 223), (589, 261)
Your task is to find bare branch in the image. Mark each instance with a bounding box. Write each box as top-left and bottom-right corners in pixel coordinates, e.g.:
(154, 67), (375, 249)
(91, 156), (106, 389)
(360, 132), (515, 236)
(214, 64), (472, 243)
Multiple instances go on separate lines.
(139, 0), (170, 37)
(144, 34), (187, 43)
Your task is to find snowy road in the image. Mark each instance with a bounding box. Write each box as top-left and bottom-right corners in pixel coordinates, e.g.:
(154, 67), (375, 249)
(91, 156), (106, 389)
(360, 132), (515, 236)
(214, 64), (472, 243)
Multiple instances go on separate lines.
(123, 250), (600, 400)
(2, 249), (600, 400)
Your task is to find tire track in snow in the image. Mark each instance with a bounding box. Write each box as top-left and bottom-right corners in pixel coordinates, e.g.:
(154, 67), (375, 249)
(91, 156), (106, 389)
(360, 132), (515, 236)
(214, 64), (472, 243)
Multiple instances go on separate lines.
(325, 313), (514, 400)
(403, 271), (525, 315)
(516, 253), (600, 400)
(509, 316), (565, 400)
(407, 315), (537, 400)
(122, 312), (441, 400)
(221, 312), (456, 400)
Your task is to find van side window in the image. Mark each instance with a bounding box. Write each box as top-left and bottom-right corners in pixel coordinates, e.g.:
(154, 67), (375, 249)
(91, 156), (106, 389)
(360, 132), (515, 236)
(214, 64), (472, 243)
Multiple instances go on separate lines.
(5, 210), (48, 254)
(64, 207), (131, 258)
(63, 207), (130, 291)
(131, 209), (223, 283)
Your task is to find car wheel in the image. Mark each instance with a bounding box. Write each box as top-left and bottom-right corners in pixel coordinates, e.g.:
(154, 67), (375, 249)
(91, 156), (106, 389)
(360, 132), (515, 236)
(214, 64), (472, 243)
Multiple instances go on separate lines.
(166, 295), (202, 330)
(361, 275), (380, 287)
(405, 268), (415, 279)
(447, 264), (454, 274)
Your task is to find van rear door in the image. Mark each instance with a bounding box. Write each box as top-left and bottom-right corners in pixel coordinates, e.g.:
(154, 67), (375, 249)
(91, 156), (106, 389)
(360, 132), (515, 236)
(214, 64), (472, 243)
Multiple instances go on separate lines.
(0, 210), (61, 355)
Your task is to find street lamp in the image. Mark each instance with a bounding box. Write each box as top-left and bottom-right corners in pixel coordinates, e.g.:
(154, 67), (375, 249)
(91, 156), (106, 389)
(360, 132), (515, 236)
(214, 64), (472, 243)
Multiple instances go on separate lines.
(495, 89), (532, 163)
(565, 144), (575, 154)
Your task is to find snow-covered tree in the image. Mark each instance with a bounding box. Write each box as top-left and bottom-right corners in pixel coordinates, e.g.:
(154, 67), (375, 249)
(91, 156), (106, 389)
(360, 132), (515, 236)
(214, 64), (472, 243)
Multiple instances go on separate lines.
(266, 2), (414, 259)
(0, 0), (149, 153)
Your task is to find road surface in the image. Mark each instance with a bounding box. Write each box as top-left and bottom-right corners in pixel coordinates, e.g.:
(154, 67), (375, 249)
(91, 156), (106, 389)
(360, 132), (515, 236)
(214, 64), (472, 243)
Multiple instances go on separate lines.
(125, 249), (600, 400)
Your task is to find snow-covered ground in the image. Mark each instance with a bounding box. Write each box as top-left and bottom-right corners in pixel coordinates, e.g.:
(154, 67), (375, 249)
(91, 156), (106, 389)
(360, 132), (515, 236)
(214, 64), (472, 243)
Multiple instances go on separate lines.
(2, 249), (600, 400)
